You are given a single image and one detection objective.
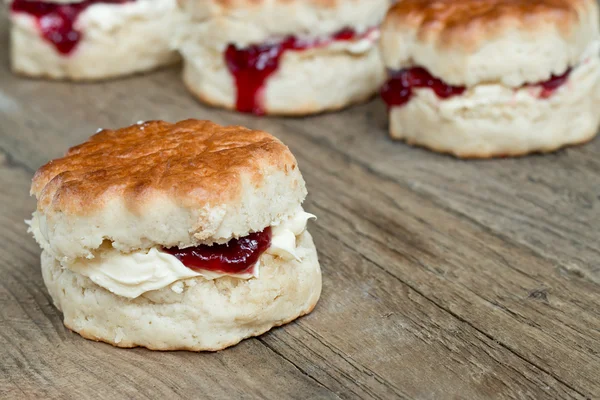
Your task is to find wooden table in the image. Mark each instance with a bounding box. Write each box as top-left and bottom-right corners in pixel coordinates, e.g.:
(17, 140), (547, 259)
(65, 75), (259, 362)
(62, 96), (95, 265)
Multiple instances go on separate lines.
(1, 15), (599, 400)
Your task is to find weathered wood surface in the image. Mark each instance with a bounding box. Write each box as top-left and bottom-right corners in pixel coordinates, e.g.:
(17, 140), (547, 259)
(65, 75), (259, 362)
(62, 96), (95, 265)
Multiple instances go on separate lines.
(0, 12), (599, 400)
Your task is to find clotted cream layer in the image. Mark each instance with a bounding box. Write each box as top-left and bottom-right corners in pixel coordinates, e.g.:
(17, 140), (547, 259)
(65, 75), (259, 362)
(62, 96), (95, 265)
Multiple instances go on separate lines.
(53, 208), (315, 299)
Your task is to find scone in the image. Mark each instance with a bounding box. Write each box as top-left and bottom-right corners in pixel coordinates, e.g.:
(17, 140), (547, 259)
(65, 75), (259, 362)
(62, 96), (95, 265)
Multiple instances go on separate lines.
(380, 0), (600, 158)
(27, 119), (321, 351)
(174, 0), (389, 115)
(10, 0), (180, 80)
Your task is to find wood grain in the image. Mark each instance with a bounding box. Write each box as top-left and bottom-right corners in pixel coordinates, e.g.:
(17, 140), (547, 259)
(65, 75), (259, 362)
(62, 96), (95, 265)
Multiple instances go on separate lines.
(0, 8), (599, 399)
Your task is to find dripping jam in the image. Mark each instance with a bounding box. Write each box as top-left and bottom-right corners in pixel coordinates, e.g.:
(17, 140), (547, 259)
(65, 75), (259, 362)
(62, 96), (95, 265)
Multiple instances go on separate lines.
(532, 68), (572, 99)
(11, 0), (133, 55)
(224, 27), (378, 115)
(381, 67), (573, 107)
(163, 228), (272, 275)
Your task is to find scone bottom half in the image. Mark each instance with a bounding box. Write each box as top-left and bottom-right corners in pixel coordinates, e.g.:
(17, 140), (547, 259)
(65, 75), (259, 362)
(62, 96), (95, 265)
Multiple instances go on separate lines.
(379, 0), (600, 158)
(29, 119), (322, 351)
(218, 27), (383, 116)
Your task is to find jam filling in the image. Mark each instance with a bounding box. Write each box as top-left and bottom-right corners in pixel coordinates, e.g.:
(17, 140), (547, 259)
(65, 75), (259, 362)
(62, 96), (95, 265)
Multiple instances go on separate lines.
(381, 67), (573, 107)
(11, 0), (133, 55)
(224, 27), (376, 115)
(534, 68), (572, 99)
(164, 228), (272, 275)
(380, 67), (465, 107)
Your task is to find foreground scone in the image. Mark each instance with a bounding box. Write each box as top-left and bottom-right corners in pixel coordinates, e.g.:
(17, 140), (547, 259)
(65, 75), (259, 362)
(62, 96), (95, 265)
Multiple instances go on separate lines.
(10, 0), (180, 80)
(380, 0), (600, 158)
(174, 0), (389, 115)
(28, 120), (321, 351)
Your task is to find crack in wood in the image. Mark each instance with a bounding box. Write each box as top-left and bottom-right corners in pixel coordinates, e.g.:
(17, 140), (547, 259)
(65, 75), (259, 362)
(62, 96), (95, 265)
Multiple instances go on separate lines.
(257, 337), (348, 400)
(317, 224), (590, 399)
(0, 144), (35, 175)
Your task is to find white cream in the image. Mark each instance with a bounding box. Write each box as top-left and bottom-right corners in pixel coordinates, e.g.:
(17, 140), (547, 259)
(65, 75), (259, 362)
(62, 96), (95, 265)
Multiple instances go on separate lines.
(266, 208), (316, 260)
(69, 248), (204, 299)
(67, 207), (315, 299)
(411, 53), (600, 121)
(294, 28), (380, 55)
(333, 28), (380, 55)
(77, 0), (178, 31)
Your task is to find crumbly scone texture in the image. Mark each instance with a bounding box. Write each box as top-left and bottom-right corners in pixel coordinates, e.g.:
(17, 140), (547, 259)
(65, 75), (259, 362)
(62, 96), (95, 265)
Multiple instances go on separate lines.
(176, 0), (389, 47)
(10, 0), (180, 80)
(181, 44), (385, 115)
(30, 119), (306, 261)
(380, 0), (599, 86)
(42, 231), (321, 351)
(388, 55), (600, 158)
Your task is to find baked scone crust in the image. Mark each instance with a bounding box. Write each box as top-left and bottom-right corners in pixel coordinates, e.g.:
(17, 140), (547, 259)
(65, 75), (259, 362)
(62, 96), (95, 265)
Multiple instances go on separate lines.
(30, 120), (306, 261)
(32, 120), (298, 214)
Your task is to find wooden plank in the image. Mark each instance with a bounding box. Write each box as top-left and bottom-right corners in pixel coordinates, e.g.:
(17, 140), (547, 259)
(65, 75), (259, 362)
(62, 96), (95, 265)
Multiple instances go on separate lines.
(1, 8), (599, 398)
(0, 150), (584, 400)
(281, 107), (600, 283)
(0, 162), (341, 400)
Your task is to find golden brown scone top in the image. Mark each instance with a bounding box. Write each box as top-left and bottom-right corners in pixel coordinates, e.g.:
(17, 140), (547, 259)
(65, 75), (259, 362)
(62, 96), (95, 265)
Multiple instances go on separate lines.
(385, 0), (593, 48)
(32, 120), (298, 215)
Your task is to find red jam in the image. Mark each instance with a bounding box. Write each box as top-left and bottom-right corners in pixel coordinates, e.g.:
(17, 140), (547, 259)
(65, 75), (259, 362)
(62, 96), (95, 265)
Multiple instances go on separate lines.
(535, 68), (572, 99)
(11, 0), (133, 55)
(224, 27), (376, 115)
(380, 67), (466, 107)
(381, 66), (573, 108)
(163, 228), (272, 275)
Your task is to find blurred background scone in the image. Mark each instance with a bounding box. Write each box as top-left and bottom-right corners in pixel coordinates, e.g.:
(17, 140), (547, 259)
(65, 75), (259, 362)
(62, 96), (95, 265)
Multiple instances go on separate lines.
(380, 0), (600, 158)
(28, 119), (321, 351)
(174, 0), (389, 115)
(10, 0), (180, 80)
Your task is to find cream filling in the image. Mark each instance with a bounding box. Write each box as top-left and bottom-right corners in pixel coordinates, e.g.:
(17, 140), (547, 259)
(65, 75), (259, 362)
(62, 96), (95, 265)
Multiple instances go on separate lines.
(400, 40), (600, 113)
(11, 0), (178, 40)
(76, 0), (178, 31)
(406, 54), (600, 122)
(176, 26), (379, 68)
(295, 28), (380, 55)
(63, 207), (315, 299)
